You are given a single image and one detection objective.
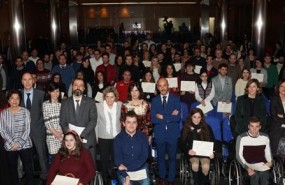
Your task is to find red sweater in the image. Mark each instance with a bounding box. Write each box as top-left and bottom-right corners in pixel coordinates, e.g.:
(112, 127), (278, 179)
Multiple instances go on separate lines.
(46, 148), (96, 185)
(115, 80), (132, 103)
(96, 64), (117, 84)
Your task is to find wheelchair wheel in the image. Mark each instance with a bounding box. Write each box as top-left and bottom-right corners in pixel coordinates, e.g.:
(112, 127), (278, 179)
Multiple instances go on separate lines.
(94, 171), (104, 185)
(180, 154), (189, 185)
(229, 160), (242, 185)
(272, 158), (284, 185)
(209, 158), (220, 185)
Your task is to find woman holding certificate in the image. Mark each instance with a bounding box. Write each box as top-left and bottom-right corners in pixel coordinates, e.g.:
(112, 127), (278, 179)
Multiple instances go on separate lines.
(141, 70), (156, 102)
(46, 131), (95, 185)
(195, 69), (215, 107)
(92, 70), (109, 101)
(180, 62), (199, 108)
(234, 79), (267, 135)
(161, 63), (179, 96)
(121, 82), (152, 143)
(181, 108), (215, 185)
(235, 68), (251, 98)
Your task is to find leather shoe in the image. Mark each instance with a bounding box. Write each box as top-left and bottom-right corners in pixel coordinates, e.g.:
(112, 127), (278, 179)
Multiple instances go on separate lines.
(38, 179), (46, 185)
(167, 182), (174, 185)
(157, 178), (165, 185)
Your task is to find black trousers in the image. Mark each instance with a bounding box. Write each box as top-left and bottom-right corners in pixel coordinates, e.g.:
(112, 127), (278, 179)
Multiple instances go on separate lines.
(0, 137), (10, 185)
(6, 148), (34, 185)
(31, 135), (48, 180)
(98, 138), (114, 184)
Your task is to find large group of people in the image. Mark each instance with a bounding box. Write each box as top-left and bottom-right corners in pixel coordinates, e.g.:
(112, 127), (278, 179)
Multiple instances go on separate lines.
(0, 33), (284, 185)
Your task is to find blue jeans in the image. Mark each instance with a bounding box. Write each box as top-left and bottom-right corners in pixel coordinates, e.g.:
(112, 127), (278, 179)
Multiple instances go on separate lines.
(117, 165), (150, 185)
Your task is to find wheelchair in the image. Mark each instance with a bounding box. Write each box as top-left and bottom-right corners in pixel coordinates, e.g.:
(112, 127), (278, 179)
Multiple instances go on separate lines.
(180, 154), (220, 185)
(228, 158), (284, 185)
(93, 171), (104, 185)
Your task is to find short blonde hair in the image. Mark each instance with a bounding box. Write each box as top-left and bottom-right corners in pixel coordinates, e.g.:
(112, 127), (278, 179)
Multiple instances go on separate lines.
(103, 86), (119, 101)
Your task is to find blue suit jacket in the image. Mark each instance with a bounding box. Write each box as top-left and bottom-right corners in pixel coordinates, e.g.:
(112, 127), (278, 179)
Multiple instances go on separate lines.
(151, 93), (181, 141)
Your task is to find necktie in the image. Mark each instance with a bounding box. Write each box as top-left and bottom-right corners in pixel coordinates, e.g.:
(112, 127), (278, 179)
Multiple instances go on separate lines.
(26, 93), (31, 111)
(163, 96), (167, 110)
(75, 100), (80, 116)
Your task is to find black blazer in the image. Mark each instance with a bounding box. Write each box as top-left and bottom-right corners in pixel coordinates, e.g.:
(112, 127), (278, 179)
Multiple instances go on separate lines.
(60, 96), (97, 149)
(20, 88), (45, 139)
(270, 95), (285, 126)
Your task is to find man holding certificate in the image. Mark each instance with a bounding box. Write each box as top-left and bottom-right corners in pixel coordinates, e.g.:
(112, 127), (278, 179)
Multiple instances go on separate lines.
(151, 78), (181, 185)
(181, 108), (215, 185)
(113, 111), (149, 185)
(236, 116), (272, 185)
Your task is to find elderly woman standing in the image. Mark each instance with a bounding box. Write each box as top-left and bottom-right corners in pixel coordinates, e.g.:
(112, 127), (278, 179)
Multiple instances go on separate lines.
(96, 86), (122, 185)
(0, 90), (34, 185)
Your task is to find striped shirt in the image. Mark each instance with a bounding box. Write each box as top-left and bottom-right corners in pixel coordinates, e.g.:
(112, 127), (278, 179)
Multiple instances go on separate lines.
(0, 107), (32, 151)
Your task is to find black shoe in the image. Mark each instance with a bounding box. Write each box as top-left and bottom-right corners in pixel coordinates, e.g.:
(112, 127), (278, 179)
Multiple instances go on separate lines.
(38, 179), (46, 185)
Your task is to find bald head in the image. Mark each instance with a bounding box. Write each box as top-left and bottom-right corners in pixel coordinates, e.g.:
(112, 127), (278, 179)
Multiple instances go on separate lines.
(157, 78), (169, 95)
(22, 72), (34, 91)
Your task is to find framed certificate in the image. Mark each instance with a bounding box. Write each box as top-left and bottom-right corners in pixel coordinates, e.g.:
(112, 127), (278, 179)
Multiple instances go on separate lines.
(194, 65), (202, 74)
(142, 60), (151, 68)
(251, 73), (264, 82)
(174, 63), (182, 72)
(192, 140), (214, 157)
(217, 102), (232, 113)
(180, 81), (195, 92)
(166, 78), (178, 88)
(141, 82), (156, 93)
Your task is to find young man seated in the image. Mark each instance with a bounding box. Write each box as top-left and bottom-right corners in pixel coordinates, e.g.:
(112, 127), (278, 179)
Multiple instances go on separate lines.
(236, 116), (272, 185)
(113, 111), (150, 185)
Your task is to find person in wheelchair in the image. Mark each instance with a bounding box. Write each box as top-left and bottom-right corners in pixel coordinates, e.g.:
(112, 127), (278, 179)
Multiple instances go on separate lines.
(236, 116), (272, 185)
(181, 108), (215, 185)
(113, 111), (150, 185)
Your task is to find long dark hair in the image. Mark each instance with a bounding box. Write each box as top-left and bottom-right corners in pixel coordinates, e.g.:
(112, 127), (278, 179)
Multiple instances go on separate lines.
(127, 82), (144, 101)
(182, 108), (210, 141)
(59, 131), (83, 160)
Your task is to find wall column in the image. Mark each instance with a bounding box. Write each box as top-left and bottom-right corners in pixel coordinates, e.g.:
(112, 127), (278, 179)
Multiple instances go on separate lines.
(200, 0), (209, 38)
(50, 0), (60, 52)
(252, 0), (267, 58)
(69, 0), (79, 46)
(10, 0), (25, 57)
(219, 0), (228, 41)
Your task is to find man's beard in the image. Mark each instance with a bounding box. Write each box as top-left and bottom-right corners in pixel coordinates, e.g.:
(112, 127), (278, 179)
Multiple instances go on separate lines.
(73, 89), (83, 96)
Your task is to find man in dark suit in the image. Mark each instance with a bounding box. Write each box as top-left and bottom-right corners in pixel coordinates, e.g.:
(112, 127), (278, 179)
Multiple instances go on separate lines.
(151, 78), (181, 185)
(60, 78), (97, 161)
(21, 72), (48, 185)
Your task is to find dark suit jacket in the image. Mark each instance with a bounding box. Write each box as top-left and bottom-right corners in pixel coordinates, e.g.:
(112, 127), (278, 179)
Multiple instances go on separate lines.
(151, 93), (181, 141)
(20, 88), (45, 139)
(234, 94), (267, 134)
(60, 96), (97, 149)
(270, 95), (285, 126)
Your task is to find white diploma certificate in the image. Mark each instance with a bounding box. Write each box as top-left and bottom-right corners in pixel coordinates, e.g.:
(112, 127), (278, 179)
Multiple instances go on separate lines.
(51, 175), (79, 185)
(245, 162), (270, 171)
(174, 63), (182, 72)
(194, 65), (202, 74)
(141, 82), (156, 93)
(127, 169), (148, 181)
(166, 78), (178, 88)
(197, 101), (214, 114)
(143, 60), (151, 68)
(95, 92), (103, 102)
(180, 81), (196, 92)
(192, 140), (214, 157)
(217, 102), (232, 113)
(251, 73), (264, 82)
(68, 124), (87, 143)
